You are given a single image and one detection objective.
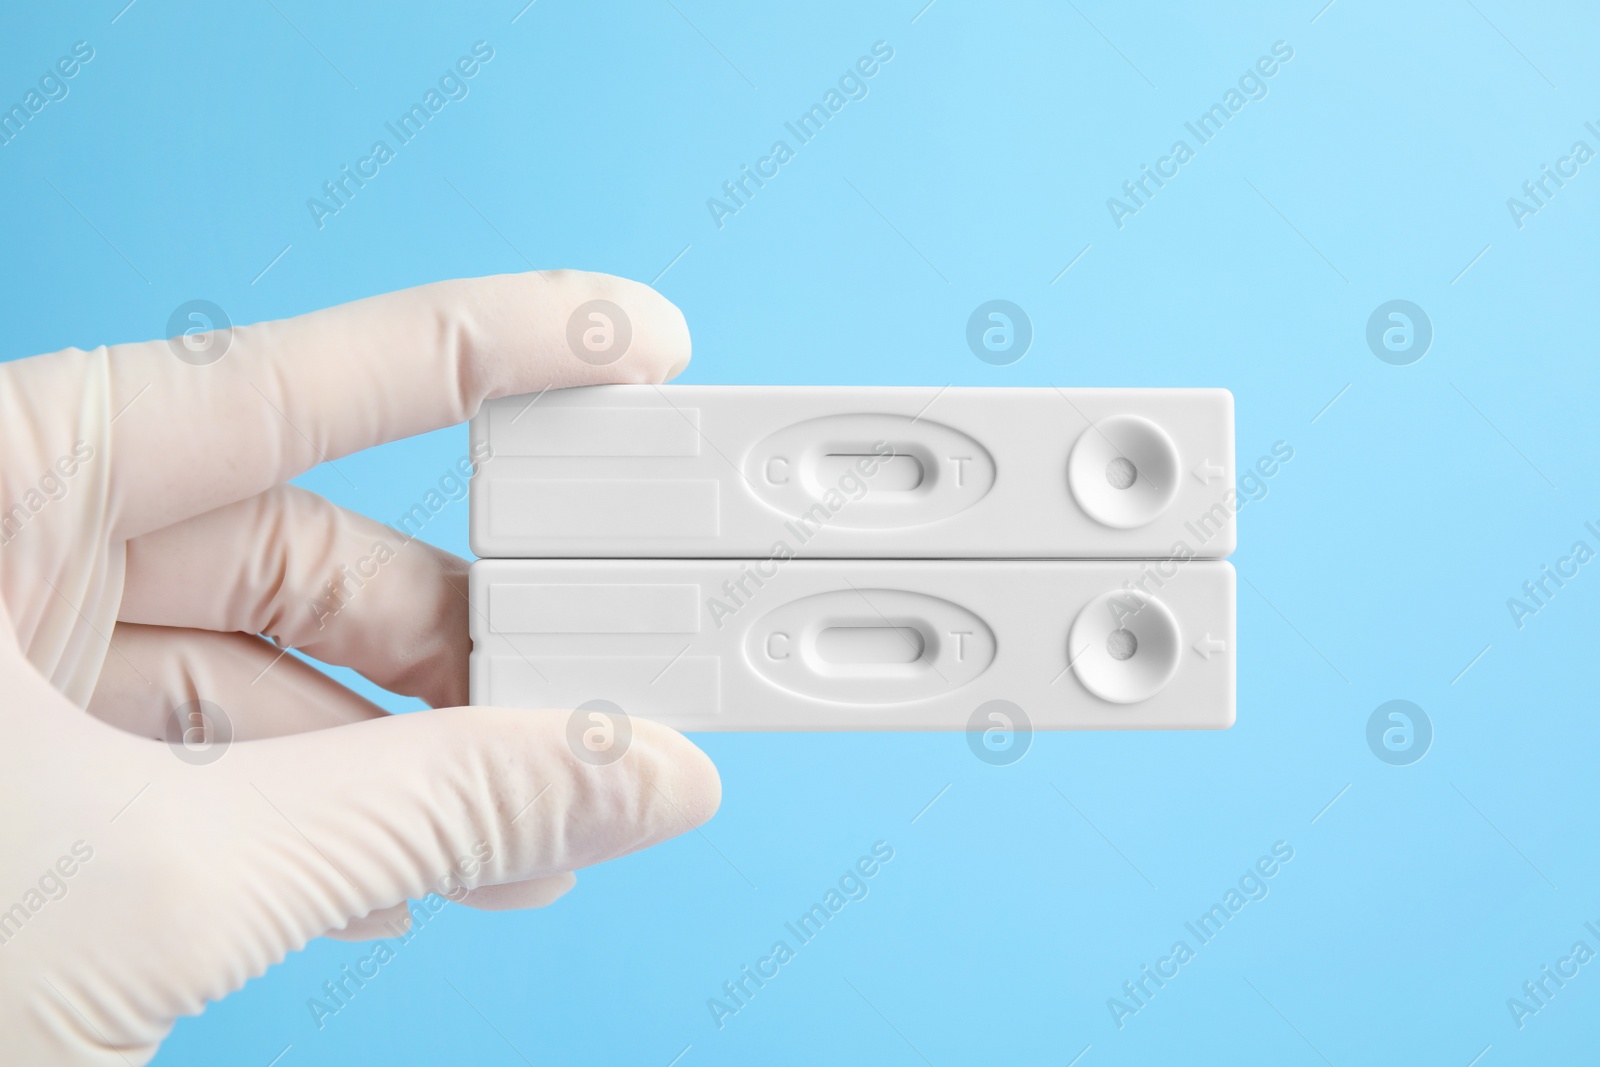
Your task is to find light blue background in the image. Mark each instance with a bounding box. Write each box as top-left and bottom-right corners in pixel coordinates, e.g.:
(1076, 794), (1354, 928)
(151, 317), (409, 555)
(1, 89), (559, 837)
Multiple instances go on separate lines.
(4, 1), (1598, 1063)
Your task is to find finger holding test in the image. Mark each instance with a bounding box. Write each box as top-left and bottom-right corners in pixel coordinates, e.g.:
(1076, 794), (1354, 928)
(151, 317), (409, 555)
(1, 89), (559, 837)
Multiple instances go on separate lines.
(120, 485), (473, 709)
(44, 270), (689, 542)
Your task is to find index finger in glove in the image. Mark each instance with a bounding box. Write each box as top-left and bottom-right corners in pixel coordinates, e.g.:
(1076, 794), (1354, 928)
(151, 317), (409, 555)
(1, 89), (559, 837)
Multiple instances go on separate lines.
(4, 270), (690, 542)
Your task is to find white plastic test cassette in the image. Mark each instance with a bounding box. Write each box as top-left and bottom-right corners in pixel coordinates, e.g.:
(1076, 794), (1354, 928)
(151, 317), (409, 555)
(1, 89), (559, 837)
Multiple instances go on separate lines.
(470, 386), (1235, 559)
(469, 559), (1235, 730)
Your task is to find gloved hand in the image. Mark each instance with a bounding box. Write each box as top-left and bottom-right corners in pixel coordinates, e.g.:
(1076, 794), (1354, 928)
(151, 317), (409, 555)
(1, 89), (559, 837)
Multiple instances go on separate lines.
(0, 271), (720, 1065)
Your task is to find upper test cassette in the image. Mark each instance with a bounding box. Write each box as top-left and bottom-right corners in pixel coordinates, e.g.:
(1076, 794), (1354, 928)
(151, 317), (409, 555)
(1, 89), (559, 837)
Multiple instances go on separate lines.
(470, 385), (1236, 559)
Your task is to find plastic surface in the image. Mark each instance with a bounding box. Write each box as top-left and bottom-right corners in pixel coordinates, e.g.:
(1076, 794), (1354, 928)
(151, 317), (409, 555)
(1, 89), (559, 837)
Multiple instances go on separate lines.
(469, 386), (1236, 559)
(469, 559), (1235, 731)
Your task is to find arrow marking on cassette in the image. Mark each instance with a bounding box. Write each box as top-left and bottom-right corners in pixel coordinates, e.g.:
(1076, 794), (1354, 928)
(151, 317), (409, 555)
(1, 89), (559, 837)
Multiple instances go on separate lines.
(1193, 634), (1226, 659)
(1192, 459), (1225, 484)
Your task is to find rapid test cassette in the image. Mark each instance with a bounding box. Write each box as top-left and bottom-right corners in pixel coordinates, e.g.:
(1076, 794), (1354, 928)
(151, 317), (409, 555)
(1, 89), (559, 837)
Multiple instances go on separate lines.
(469, 386), (1235, 559)
(469, 559), (1235, 731)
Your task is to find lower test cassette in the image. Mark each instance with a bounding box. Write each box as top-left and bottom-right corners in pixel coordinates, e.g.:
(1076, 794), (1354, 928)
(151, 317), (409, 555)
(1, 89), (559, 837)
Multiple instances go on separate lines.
(469, 386), (1236, 559)
(469, 559), (1235, 731)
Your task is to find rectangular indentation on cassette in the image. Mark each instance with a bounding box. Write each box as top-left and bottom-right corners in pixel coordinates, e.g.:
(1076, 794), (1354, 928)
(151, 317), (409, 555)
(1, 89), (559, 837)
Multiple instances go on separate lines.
(482, 655), (723, 716)
(488, 479), (719, 539)
(815, 454), (924, 491)
(487, 404), (701, 456)
(814, 625), (926, 664)
(489, 583), (702, 634)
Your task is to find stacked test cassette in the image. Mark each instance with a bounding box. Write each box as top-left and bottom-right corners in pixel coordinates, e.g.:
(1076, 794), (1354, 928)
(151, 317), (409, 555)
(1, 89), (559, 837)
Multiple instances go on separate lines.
(468, 386), (1236, 730)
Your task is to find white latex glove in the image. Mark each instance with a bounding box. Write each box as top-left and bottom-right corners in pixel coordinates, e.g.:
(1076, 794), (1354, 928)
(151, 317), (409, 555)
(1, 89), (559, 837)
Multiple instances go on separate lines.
(0, 271), (720, 1065)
